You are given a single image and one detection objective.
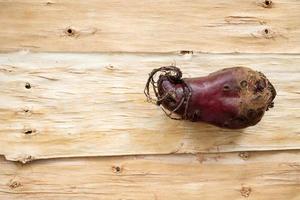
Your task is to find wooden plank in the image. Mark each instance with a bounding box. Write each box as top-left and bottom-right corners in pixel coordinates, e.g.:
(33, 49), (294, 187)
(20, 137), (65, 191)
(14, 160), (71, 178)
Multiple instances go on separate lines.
(0, 0), (299, 53)
(0, 52), (299, 161)
(0, 151), (299, 199)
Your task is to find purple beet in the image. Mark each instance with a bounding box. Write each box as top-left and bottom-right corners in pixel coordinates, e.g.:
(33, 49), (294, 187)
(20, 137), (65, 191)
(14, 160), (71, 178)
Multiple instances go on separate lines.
(144, 66), (276, 129)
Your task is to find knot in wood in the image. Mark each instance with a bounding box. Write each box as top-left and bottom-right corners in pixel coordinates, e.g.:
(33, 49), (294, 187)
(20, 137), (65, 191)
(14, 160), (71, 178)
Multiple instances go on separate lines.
(179, 50), (193, 55)
(112, 165), (122, 174)
(263, 0), (273, 8)
(8, 180), (22, 189)
(20, 155), (35, 164)
(25, 82), (31, 89)
(240, 186), (252, 198)
(23, 128), (36, 135)
(65, 27), (77, 37)
(238, 152), (250, 160)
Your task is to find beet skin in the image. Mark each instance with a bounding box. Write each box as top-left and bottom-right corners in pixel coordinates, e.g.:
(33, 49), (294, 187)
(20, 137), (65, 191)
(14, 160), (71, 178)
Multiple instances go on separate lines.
(144, 66), (276, 129)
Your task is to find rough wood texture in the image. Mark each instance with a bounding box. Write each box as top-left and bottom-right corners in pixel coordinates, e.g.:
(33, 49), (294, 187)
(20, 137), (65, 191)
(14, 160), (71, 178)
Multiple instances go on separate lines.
(0, 52), (299, 162)
(0, 151), (300, 199)
(0, 0), (300, 53)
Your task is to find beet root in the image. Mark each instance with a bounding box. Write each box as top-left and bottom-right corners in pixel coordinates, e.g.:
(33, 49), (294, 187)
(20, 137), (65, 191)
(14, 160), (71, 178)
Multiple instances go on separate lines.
(144, 66), (276, 129)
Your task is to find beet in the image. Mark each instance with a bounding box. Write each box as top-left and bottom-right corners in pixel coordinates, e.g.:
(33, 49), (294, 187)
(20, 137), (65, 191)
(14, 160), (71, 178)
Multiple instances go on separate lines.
(144, 66), (276, 129)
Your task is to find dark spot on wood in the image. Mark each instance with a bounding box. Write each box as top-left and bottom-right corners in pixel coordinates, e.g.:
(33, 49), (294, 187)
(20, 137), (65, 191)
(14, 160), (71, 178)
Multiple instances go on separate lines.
(240, 186), (252, 198)
(8, 180), (22, 189)
(263, 0), (272, 8)
(46, 1), (53, 5)
(112, 166), (122, 173)
(20, 155), (35, 164)
(24, 129), (33, 135)
(105, 65), (115, 71)
(65, 27), (76, 37)
(262, 28), (274, 39)
(179, 50), (193, 55)
(264, 28), (269, 34)
(25, 82), (31, 89)
(239, 152), (250, 160)
(115, 166), (121, 172)
(240, 80), (247, 88)
(22, 107), (32, 116)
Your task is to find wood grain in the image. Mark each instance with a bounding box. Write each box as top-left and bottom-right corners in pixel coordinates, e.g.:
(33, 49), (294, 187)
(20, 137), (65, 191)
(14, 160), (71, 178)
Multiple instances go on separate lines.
(0, 151), (300, 199)
(0, 0), (300, 53)
(0, 52), (299, 161)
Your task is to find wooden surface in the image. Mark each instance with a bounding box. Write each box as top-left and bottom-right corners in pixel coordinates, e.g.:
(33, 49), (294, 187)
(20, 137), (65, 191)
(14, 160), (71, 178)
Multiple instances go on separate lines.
(1, 1), (300, 199)
(0, 52), (299, 162)
(0, 151), (300, 200)
(0, 0), (300, 53)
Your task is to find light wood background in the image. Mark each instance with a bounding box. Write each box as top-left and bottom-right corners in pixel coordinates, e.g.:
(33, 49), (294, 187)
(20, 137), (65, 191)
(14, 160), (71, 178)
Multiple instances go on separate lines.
(1, 151), (300, 200)
(0, 0), (299, 199)
(0, 52), (299, 162)
(1, 0), (300, 53)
